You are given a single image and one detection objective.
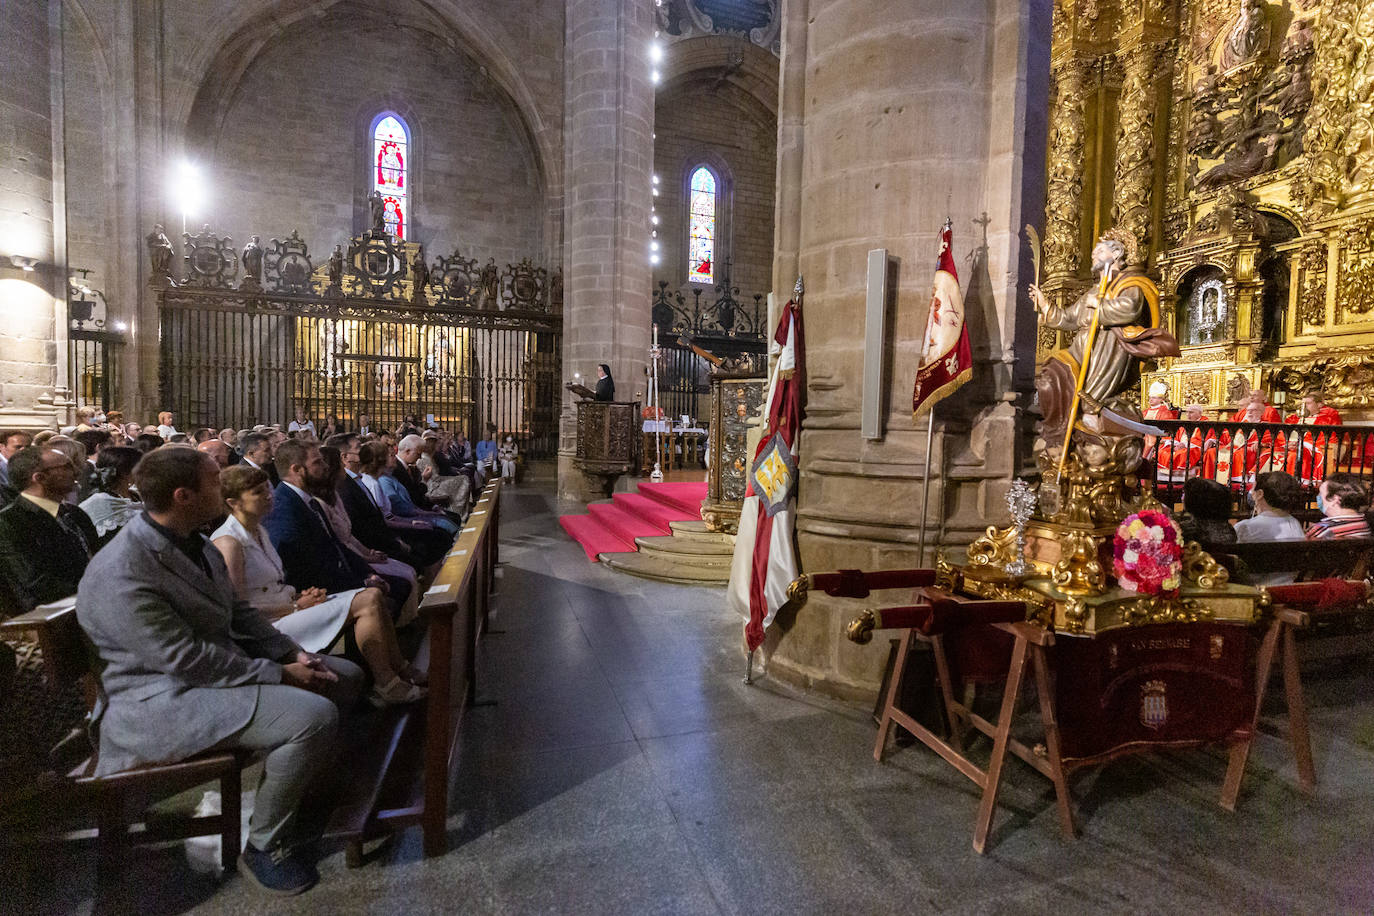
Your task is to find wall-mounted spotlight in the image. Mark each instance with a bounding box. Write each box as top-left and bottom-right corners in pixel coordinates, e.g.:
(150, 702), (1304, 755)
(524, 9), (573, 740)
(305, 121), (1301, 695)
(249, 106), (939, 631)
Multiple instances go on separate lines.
(9, 255), (37, 271)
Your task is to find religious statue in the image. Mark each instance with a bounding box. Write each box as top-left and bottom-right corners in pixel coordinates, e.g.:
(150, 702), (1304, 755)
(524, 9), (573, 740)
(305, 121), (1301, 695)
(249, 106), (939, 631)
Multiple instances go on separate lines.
(146, 224), (174, 282)
(549, 269), (563, 312)
(1219, 0), (1269, 71)
(479, 258), (500, 309)
(1196, 109), (1283, 191)
(367, 190), (386, 235)
(327, 244), (345, 293)
(240, 235), (263, 289)
(411, 244), (430, 304)
(1029, 229), (1180, 460)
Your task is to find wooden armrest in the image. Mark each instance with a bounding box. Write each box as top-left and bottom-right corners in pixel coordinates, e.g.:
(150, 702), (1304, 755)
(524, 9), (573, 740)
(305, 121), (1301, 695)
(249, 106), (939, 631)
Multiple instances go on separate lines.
(1276, 607), (1310, 628)
(808, 568), (937, 598)
(0, 598), (78, 635)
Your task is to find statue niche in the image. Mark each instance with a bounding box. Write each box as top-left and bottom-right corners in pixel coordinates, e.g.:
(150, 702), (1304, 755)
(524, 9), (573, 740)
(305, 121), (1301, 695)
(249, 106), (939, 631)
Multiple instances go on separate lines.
(1176, 267), (1229, 346)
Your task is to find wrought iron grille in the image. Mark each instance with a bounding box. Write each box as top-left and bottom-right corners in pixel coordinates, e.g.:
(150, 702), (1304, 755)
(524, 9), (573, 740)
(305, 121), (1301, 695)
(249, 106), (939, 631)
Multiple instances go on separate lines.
(651, 278), (767, 423)
(154, 226), (563, 458)
(68, 327), (123, 410)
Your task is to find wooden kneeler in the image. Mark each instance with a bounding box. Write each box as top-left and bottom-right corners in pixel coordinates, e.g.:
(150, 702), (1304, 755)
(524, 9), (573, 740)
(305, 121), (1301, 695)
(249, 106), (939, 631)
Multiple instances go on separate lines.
(858, 589), (1070, 853)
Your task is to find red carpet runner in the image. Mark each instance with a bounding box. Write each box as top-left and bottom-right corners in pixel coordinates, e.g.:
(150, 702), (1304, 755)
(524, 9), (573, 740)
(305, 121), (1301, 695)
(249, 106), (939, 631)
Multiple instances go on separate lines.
(559, 482), (706, 561)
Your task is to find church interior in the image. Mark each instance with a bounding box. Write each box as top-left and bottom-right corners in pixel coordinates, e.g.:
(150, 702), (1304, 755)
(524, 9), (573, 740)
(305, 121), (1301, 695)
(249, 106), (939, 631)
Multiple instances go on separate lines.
(1, 0), (1373, 911)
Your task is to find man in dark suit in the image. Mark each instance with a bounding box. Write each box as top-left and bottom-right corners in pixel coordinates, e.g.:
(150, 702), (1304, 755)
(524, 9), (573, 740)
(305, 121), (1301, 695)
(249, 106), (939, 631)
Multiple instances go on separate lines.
(328, 434), (446, 572)
(240, 432), (279, 488)
(76, 445), (362, 894)
(263, 439), (387, 598)
(392, 435), (438, 511)
(74, 428), (111, 503)
(0, 446), (99, 614)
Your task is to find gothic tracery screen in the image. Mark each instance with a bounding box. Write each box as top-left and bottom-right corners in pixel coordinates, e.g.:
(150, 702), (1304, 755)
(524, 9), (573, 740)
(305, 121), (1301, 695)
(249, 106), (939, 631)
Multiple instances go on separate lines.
(688, 165), (716, 284)
(373, 114), (408, 239)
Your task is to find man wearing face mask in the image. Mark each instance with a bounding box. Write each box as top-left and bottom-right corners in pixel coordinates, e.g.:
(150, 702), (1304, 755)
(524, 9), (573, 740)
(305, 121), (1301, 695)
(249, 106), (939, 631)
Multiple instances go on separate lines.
(1307, 473), (1373, 540)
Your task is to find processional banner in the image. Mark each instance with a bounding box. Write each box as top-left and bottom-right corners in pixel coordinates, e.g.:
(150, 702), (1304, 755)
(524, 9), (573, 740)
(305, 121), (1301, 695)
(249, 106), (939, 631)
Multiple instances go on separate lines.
(728, 298), (805, 653)
(912, 221), (971, 418)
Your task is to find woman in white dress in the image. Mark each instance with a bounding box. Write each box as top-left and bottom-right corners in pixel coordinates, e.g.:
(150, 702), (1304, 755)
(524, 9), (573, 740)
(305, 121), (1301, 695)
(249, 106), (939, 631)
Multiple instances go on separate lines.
(78, 446), (142, 547)
(498, 435), (518, 482)
(211, 464), (425, 706)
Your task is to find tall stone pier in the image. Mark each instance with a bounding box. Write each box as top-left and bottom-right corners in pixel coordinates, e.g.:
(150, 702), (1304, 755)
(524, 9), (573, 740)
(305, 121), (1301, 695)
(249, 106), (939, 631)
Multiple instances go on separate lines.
(763, 0), (1050, 700)
(557, 0), (656, 500)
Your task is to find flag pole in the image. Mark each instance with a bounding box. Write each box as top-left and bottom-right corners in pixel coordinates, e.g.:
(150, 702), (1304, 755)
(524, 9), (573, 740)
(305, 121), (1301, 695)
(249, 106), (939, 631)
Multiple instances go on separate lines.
(918, 411), (935, 566)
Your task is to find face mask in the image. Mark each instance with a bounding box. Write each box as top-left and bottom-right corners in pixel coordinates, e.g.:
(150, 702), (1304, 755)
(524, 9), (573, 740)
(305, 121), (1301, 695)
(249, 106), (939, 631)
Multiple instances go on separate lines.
(1245, 490), (1255, 509)
(1317, 493), (1326, 514)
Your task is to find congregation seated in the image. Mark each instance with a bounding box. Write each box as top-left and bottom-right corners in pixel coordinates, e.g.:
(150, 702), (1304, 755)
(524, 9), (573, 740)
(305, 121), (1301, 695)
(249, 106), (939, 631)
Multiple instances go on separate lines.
(313, 446), (421, 626)
(1176, 477), (1236, 546)
(498, 434), (519, 482)
(0, 429), (34, 502)
(214, 461), (424, 707)
(76, 446), (363, 895)
(475, 424), (498, 481)
(417, 430), (471, 508)
(383, 436), (460, 535)
(1234, 471), (1305, 543)
(78, 445), (143, 548)
(0, 446), (99, 614)
(1307, 472), (1373, 540)
(155, 410), (179, 440)
(74, 427), (112, 501)
(239, 431), (281, 486)
(197, 437), (232, 469)
(338, 437), (450, 570)
(287, 406), (317, 439)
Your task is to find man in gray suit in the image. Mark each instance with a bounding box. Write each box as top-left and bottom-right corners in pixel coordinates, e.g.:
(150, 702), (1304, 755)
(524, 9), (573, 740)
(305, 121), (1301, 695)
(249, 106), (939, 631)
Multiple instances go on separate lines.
(77, 446), (363, 896)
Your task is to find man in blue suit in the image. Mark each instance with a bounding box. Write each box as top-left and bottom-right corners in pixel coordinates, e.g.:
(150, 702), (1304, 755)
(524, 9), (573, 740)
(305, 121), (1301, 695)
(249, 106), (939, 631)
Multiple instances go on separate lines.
(263, 439), (392, 598)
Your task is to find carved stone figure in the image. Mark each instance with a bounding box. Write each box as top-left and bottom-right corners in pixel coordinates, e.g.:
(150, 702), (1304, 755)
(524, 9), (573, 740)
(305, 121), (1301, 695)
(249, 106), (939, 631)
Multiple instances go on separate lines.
(240, 235), (263, 288)
(549, 269), (563, 311)
(411, 245), (430, 304)
(1219, 0), (1269, 71)
(1030, 231), (1180, 451)
(367, 190), (386, 235)
(146, 224), (174, 280)
(479, 258), (500, 309)
(328, 244), (345, 290)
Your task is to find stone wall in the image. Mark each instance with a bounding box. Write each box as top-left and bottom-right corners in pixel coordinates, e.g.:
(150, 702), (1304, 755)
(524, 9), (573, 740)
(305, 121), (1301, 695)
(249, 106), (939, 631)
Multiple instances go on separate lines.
(762, 0), (1050, 700)
(0, 0), (65, 426)
(199, 14), (546, 268)
(653, 78), (777, 301)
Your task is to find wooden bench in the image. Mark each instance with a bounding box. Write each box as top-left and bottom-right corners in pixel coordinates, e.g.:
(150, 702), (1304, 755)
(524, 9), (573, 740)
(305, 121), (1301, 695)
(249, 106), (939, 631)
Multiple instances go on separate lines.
(1203, 538), (1374, 800)
(0, 601), (246, 892)
(322, 477), (502, 863)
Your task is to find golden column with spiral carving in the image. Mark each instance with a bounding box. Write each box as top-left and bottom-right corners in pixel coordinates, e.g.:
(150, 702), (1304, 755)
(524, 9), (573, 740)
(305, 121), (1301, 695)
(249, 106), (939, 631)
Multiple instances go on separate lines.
(1111, 42), (1163, 265)
(1044, 57), (1090, 280)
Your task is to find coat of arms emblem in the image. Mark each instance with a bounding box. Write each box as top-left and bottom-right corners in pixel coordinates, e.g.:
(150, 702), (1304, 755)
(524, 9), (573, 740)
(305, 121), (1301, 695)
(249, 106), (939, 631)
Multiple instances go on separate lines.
(1140, 679), (1168, 730)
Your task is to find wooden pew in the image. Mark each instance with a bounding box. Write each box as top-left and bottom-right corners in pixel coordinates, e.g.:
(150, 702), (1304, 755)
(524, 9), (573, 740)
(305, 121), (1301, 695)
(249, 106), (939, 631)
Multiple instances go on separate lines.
(323, 478), (502, 863)
(0, 601), (246, 892)
(1205, 538), (1374, 801)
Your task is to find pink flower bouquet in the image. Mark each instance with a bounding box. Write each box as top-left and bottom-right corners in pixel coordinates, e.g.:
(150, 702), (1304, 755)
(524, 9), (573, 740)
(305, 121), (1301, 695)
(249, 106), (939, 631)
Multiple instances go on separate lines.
(1112, 510), (1183, 596)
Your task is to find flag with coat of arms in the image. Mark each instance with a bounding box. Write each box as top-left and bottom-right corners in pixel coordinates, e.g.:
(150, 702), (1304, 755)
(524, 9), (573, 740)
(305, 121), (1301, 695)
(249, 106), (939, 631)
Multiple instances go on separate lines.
(912, 219), (971, 417)
(728, 286), (805, 653)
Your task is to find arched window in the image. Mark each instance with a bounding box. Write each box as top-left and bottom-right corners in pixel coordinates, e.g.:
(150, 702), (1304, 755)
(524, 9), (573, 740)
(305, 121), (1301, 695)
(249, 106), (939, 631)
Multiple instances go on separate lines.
(373, 114), (409, 239)
(687, 165), (717, 284)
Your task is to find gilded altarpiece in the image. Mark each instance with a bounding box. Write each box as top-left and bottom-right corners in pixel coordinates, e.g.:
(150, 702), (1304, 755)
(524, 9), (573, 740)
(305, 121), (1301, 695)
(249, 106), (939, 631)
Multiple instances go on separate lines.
(1043, 0), (1374, 415)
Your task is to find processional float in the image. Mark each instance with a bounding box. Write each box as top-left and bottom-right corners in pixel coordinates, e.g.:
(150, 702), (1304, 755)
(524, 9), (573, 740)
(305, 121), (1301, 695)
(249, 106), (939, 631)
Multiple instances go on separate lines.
(786, 225), (1290, 853)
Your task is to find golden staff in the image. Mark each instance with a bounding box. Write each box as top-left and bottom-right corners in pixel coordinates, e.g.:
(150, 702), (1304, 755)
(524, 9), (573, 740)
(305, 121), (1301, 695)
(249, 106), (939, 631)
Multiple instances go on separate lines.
(1056, 267), (1114, 481)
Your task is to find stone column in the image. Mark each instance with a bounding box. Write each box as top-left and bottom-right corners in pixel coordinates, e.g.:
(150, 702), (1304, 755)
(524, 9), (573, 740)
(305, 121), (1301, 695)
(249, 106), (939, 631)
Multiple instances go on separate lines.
(0, 0), (69, 429)
(1111, 41), (1162, 264)
(558, 0), (655, 499)
(761, 0), (1049, 700)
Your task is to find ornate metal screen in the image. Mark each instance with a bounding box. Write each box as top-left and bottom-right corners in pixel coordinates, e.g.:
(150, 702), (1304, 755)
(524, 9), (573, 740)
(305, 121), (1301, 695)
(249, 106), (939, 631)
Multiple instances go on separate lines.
(652, 277), (767, 424)
(153, 224), (562, 458)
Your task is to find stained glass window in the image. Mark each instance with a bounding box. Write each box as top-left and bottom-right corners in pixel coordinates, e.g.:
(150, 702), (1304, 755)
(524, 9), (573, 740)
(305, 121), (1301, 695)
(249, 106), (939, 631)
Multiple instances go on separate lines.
(688, 166), (716, 284)
(373, 114), (408, 239)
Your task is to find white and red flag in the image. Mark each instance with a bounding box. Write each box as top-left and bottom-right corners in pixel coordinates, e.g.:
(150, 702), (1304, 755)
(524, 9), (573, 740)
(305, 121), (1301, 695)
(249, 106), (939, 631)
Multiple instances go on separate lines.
(728, 293), (805, 653)
(912, 219), (971, 418)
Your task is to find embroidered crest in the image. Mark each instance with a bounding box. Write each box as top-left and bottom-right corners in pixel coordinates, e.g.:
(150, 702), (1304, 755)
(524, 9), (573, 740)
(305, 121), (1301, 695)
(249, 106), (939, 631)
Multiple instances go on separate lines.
(1140, 679), (1169, 730)
(751, 433), (798, 517)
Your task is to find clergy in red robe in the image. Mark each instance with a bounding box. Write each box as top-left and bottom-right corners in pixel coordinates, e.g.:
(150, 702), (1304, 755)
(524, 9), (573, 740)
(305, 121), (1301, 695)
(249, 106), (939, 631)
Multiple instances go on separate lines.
(1285, 392), (1342, 485)
(1144, 380), (1178, 463)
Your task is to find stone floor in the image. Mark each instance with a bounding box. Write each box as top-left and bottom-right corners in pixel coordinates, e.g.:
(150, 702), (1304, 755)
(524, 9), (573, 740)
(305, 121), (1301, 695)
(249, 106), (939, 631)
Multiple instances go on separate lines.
(7, 472), (1374, 914)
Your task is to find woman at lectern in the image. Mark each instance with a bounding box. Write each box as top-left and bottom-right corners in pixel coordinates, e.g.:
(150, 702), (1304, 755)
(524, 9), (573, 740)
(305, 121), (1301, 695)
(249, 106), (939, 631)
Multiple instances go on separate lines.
(595, 363), (615, 401)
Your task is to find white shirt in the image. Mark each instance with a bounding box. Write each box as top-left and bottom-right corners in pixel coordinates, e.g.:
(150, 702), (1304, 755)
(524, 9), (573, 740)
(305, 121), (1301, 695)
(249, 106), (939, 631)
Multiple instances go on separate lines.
(157, 424), (178, 440)
(360, 474), (393, 515)
(287, 419), (317, 437)
(1234, 510), (1305, 543)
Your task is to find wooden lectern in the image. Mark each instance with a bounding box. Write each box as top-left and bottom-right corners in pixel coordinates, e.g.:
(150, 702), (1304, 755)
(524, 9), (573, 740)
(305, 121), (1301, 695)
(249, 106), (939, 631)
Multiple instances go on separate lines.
(569, 383), (638, 497)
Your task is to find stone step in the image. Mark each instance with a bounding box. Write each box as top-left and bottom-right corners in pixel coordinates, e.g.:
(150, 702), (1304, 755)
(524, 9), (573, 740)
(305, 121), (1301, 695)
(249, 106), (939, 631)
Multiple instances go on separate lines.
(597, 550), (731, 585)
(668, 519), (728, 542)
(634, 534), (734, 564)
